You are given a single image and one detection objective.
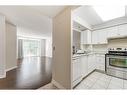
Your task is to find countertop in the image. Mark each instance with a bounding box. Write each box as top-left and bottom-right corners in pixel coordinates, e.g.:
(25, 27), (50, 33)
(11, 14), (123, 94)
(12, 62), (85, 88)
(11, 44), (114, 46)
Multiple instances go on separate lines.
(72, 51), (107, 59)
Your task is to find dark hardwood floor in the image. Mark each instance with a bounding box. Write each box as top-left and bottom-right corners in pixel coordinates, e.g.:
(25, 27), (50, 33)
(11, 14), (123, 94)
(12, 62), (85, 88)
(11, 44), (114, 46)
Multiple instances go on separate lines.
(0, 56), (52, 89)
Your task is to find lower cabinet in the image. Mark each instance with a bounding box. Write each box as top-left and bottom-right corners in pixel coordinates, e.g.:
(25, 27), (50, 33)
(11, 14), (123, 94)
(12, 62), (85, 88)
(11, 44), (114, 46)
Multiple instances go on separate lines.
(81, 54), (96, 78)
(81, 55), (88, 78)
(81, 54), (105, 79)
(72, 57), (82, 87)
(72, 53), (105, 87)
(88, 54), (96, 74)
(95, 54), (105, 71)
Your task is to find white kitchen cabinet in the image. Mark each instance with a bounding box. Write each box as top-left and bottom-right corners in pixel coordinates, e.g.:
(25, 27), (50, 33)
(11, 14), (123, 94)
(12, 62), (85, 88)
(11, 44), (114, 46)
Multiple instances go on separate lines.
(118, 24), (127, 36)
(87, 54), (96, 74)
(92, 30), (98, 44)
(107, 26), (118, 38)
(98, 29), (108, 44)
(72, 57), (82, 87)
(92, 29), (107, 44)
(81, 30), (91, 44)
(81, 55), (88, 78)
(95, 54), (105, 71)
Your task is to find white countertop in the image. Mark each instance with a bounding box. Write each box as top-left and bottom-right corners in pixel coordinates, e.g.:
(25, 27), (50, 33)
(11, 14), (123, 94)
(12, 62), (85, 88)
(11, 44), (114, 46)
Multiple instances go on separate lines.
(72, 51), (107, 59)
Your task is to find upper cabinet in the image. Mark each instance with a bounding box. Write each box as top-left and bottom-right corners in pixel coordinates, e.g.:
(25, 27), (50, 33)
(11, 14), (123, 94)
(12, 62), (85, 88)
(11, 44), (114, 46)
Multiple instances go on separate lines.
(81, 30), (92, 44)
(107, 24), (127, 38)
(92, 24), (127, 45)
(118, 24), (127, 36)
(107, 26), (118, 38)
(92, 29), (107, 44)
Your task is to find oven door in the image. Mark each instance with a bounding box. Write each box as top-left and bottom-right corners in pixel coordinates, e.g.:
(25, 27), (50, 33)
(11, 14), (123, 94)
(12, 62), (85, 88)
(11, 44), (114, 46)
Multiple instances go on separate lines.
(106, 55), (127, 71)
(106, 54), (127, 79)
(109, 56), (127, 68)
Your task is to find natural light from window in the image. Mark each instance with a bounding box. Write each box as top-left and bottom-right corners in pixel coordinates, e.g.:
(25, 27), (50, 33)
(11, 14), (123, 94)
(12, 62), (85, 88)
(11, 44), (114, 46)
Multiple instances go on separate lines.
(93, 6), (125, 21)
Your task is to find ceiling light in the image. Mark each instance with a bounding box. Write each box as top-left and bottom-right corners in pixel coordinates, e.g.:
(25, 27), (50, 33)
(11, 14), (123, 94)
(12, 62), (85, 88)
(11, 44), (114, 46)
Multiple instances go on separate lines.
(92, 6), (125, 21)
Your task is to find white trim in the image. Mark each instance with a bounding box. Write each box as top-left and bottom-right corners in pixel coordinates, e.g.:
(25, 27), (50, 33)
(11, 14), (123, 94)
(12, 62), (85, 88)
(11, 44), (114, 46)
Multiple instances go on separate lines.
(6, 66), (17, 72)
(51, 79), (65, 89)
(0, 72), (6, 79)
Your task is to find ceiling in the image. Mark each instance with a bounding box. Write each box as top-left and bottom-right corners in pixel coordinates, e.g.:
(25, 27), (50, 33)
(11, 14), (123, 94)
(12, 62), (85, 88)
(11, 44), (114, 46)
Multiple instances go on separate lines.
(73, 6), (127, 27)
(73, 21), (87, 31)
(0, 6), (66, 38)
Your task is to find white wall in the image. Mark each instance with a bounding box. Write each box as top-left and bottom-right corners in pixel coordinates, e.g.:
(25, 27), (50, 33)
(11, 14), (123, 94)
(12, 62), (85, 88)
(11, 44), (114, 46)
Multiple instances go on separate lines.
(0, 14), (6, 77)
(52, 7), (72, 89)
(6, 22), (17, 70)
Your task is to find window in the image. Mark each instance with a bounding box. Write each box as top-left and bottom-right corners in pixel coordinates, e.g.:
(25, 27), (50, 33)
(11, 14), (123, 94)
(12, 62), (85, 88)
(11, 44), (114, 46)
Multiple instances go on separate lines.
(23, 39), (41, 57)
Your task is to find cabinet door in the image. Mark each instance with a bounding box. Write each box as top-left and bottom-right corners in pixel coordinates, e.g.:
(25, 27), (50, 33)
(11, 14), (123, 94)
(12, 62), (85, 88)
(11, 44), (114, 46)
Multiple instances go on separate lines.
(92, 31), (99, 44)
(92, 29), (107, 44)
(81, 56), (88, 77)
(81, 30), (91, 44)
(88, 55), (96, 73)
(87, 30), (92, 44)
(80, 31), (86, 44)
(96, 55), (105, 71)
(73, 58), (82, 82)
(118, 24), (127, 36)
(98, 29), (108, 44)
(107, 26), (118, 38)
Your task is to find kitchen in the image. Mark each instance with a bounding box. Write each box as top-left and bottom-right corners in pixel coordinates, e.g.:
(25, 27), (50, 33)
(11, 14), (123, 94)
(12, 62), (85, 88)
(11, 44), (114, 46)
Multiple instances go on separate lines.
(72, 6), (127, 89)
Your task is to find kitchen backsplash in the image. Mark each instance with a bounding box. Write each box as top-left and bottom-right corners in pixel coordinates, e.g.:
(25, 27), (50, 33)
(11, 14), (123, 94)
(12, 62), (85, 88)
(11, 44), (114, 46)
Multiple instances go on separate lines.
(92, 44), (107, 52)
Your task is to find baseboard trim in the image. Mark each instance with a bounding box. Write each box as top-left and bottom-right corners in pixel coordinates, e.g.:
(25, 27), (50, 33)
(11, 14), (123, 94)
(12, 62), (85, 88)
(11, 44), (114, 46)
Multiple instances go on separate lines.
(51, 79), (65, 89)
(6, 66), (17, 72)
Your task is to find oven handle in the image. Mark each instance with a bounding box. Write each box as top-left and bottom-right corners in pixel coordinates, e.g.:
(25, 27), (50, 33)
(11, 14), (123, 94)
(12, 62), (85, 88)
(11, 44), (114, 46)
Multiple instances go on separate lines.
(106, 56), (127, 59)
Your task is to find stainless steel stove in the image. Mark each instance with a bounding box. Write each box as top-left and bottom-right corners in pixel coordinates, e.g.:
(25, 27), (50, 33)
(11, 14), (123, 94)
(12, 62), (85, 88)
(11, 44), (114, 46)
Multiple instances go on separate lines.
(105, 48), (127, 79)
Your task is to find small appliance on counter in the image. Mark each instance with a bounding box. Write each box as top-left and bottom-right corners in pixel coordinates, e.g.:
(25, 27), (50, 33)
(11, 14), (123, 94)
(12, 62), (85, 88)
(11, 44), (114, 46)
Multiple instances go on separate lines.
(76, 49), (85, 54)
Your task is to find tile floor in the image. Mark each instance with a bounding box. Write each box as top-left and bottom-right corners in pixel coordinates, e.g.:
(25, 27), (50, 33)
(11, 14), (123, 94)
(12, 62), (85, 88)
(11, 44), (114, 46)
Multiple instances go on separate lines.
(75, 71), (127, 89)
(38, 83), (58, 90)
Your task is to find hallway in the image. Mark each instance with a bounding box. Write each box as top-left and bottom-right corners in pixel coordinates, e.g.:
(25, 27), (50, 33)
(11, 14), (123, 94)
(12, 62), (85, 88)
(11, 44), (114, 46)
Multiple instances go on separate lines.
(0, 57), (52, 89)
